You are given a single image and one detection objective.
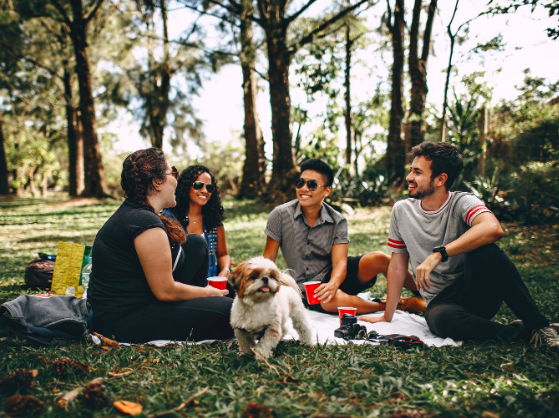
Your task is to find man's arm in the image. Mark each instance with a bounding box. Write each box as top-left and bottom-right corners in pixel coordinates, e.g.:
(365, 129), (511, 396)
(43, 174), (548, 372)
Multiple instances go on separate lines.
(314, 243), (348, 303)
(360, 252), (409, 323)
(415, 211), (504, 291)
(263, 236), (280, 262)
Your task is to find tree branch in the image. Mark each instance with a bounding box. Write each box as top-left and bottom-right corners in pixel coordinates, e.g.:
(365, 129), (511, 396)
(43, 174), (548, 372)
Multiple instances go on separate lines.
(172, 3), (240, 27)
(85, 0), (106, 23)
(285, 0), (319, 25)
(50, 0), (73, 27)
(290, 0), (373, 54)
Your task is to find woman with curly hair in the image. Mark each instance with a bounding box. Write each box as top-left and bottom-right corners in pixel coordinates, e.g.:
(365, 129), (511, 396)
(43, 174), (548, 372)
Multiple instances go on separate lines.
(163, 165), (230, 278)
(88, 149), (233, 343)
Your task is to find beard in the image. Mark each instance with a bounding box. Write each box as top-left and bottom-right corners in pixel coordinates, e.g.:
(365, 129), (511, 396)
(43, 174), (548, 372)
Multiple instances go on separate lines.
(409, 179), (436, 199)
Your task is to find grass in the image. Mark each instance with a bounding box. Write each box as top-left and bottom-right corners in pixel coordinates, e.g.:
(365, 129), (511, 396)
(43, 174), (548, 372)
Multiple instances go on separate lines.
(1, 195), (558, 418)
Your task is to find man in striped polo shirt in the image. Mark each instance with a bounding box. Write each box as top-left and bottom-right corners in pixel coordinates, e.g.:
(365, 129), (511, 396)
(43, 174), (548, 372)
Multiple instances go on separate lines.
(361, 142), (558, 347)
(263, 158), (425, 314)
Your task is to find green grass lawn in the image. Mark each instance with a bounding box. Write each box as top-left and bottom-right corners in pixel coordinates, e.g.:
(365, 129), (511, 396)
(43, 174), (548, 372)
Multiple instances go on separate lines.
(1, 196), (558, 418)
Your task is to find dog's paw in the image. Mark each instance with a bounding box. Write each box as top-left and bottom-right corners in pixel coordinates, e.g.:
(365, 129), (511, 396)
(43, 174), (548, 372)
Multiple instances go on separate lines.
(254, 347), (273, 359)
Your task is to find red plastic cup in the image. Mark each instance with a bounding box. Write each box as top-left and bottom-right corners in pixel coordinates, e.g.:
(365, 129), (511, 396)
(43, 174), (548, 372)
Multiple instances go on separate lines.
(304, 281), (322, 305)
(207, 277), (228, 290)
(338, 307), (357, 325)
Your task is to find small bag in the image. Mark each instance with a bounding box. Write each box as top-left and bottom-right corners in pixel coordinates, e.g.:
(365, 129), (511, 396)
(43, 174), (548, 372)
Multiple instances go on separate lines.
(24, 256), (56, 289)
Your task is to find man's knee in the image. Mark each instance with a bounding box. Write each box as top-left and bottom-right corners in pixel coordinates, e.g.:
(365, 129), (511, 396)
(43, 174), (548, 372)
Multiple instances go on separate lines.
(359, 251), (389, 279)
(426, 304), (465, 338)
(467, 243), (504, 263)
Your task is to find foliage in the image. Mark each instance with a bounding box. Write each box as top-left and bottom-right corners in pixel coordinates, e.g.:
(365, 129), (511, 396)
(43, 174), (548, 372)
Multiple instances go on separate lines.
(0, 197), (558, 417)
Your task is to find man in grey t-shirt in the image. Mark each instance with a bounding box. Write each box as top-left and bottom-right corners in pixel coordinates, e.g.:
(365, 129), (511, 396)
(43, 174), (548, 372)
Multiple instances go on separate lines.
(263, 159), (425, 315)
(361, 142), (558, 347)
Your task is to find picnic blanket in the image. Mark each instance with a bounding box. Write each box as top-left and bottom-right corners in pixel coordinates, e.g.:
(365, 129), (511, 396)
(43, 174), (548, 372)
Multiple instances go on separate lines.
(91, 309), (461, 348)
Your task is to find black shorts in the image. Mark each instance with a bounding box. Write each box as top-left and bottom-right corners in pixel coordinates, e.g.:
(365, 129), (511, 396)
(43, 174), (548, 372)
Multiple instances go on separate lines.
(306, 255), (377, 312)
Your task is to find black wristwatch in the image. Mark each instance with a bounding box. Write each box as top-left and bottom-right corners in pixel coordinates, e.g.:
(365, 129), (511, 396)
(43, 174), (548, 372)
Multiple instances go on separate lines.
(433, 245), (449, 262)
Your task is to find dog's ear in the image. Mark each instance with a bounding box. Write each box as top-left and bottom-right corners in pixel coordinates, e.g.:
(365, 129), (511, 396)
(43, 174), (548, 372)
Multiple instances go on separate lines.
(228, 263), (244, 291)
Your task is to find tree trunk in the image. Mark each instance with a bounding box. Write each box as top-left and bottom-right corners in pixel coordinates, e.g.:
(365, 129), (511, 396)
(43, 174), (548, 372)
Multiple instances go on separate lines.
(477, 106), (487, 177)
(408, 0), (437, 150)
(238, 0), (266, 199)
(264, 24), (298, 200)
(64, 66), (84, 196)
(69, 0), (107, 197)
(344, 23), (353, 169)
(0, 112), (10, 195)
(440, 0), (460, 142)
(386, 0), (406, 183)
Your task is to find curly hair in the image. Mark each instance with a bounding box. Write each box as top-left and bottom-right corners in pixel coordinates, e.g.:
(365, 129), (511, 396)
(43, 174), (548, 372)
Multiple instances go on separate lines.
(121, 148), (186, 245)
(171, 165), (226, 230)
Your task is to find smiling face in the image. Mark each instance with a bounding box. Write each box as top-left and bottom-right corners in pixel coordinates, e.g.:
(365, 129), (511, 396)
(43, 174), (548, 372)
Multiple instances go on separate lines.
(296, 169), (331, 209)
(189, 172), (213, 207)
(406, 156), (436, 199)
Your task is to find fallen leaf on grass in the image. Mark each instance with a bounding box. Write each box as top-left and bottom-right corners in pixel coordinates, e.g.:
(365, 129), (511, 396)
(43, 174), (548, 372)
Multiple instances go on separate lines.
(114, 400), (143, 416)
(4, 395), (45, 416)
(83, 379), (109, 407)
(0, 370), (38, 392)
(481, 412), (500, 418)
(52, 357), (90, 375)
(146, 387), (208, 418)
(56, 377), (104, 410)
(108, 368), (135, 378)
(242, 401), (272, 418)
(93, 332), (119, 347)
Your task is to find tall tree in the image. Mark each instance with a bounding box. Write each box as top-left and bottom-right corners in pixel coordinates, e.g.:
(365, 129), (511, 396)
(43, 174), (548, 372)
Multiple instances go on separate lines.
(206, 0), (371, 200)
(48, 0), (108, 197)
(237, 0), (266, 199)
(385, 0), (406, 183)
(0, 112), (8, 194)
(407, 0), (437, 148)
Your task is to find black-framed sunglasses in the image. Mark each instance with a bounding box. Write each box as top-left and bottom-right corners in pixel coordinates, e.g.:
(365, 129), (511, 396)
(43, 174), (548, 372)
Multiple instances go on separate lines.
(166, 166), (179, 180)
(193, 181), (215, 193)
(295, 177), (328, 191)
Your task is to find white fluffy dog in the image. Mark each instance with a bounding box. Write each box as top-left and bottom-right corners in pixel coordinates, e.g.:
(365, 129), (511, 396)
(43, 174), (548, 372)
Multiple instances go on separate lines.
(228, 257), (313, 359)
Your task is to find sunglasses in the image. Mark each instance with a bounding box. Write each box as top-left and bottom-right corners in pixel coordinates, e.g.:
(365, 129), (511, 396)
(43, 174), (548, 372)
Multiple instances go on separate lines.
(193, 181), (215, 193)
(295, 178), (328, 192)
(166, 166), (179, 180)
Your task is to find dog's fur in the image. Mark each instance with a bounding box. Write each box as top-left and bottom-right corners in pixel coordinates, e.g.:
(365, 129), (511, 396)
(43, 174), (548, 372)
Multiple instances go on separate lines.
(228, 257), (313, 359)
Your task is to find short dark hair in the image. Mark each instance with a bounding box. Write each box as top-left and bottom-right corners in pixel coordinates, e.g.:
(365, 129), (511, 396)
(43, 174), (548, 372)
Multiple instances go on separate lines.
(408, 142), (463, 190)
(299, 159), (334, 187)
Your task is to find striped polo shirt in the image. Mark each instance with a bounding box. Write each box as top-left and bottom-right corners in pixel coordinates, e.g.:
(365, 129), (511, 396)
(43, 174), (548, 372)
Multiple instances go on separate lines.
(387, 192), (491, 305)
(265, 200), (349, 290)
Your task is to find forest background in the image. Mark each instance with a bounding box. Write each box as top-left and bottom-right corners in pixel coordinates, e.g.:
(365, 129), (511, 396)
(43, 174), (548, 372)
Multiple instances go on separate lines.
(1, 0), (559, 222)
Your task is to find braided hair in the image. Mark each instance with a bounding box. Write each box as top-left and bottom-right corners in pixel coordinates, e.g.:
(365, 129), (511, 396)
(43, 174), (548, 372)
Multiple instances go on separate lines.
(121, 148), (186, 245)
(172, 165), (226, 230)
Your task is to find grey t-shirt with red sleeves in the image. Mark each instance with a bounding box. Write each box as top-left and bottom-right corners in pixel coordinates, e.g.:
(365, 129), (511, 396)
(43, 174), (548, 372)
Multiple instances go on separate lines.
(387, 191), (491, 305)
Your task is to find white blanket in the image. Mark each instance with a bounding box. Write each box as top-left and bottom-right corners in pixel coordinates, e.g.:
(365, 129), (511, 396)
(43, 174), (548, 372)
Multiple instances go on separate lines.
(91, 309), (461, 348)
(284, 309), (462, 347)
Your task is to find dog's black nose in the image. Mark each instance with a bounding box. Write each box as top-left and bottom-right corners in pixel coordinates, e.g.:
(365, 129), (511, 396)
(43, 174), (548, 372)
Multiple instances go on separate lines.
(262, 277), (268, 284)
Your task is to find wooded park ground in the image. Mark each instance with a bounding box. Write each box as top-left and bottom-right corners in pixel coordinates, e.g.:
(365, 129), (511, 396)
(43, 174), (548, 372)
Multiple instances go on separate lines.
(0, 196), (558, 418)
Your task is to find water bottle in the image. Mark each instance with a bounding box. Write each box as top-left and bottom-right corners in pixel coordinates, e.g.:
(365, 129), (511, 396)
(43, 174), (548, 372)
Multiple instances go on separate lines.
(81, 257), (92, 299)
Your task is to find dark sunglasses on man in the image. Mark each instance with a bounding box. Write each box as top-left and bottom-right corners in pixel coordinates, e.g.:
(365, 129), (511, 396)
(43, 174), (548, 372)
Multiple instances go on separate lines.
(294, 178), (328, 192)
(166, 166), (179, 180)
(193, 181), (215, 193)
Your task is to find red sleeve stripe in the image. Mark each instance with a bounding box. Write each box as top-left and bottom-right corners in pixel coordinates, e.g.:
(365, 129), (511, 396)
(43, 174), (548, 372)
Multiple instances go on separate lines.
(388, 238), (406, 249)
(465, 205), (489, 225)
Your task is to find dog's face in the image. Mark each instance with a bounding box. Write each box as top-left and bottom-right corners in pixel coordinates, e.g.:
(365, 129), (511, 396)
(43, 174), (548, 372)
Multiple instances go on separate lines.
(229, 257), (281, 301)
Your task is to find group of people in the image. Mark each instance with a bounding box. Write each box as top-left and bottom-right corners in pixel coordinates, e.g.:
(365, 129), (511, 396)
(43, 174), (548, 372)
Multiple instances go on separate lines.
(87, 143), (559, 347)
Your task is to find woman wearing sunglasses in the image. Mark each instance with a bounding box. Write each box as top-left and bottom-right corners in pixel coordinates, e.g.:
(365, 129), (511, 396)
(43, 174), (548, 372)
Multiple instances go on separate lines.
(163, 165), (231, 278)
(87, 148), (233, 343)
